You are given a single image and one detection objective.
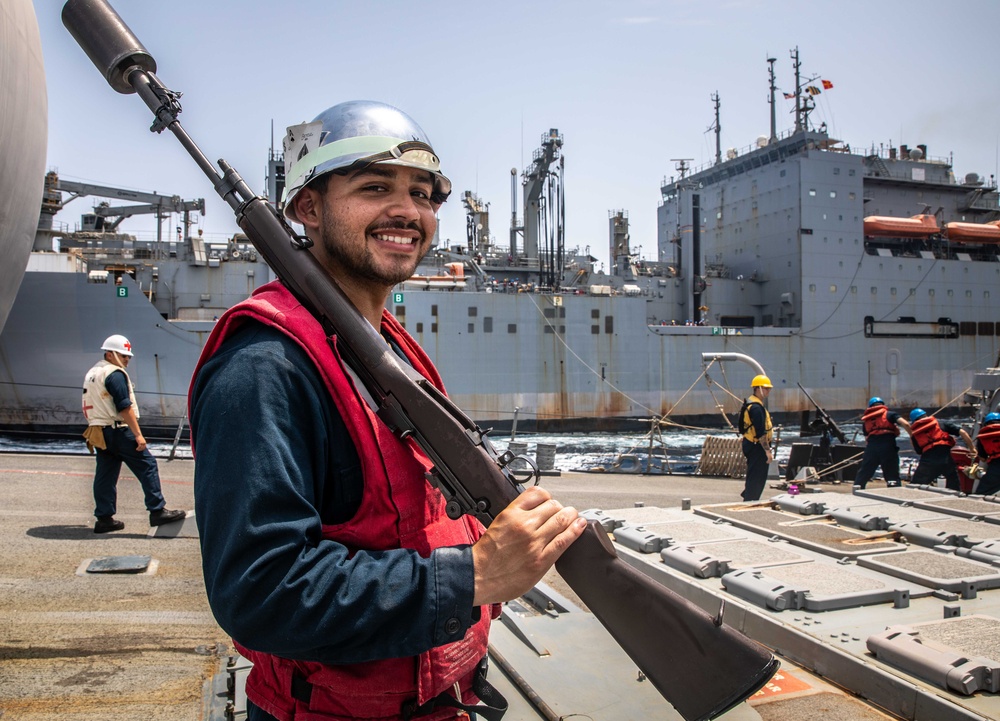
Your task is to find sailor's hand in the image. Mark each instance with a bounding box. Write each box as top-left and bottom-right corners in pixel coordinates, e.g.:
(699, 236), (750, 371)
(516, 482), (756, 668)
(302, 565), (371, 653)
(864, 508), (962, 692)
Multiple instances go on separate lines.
(135, 434), (147, 451)
(471, 485), (586, 606)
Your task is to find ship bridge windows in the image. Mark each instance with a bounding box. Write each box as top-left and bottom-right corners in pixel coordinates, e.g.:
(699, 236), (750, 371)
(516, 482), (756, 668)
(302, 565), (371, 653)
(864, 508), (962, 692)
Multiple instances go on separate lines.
(484, 318), (493, 333)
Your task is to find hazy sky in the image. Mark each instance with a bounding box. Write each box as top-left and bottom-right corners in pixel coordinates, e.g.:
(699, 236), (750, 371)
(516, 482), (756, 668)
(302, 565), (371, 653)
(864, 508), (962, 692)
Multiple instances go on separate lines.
(34, 0), (1000, 267)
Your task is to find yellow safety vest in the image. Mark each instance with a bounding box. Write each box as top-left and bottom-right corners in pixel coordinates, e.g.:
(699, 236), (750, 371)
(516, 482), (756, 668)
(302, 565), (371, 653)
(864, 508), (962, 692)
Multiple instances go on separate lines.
(741, 395), (772, 443)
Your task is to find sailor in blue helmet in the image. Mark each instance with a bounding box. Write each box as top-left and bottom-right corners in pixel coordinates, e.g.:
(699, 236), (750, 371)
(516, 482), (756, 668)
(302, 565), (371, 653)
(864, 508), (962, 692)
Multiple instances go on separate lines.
(853, 397), (910, 489)
(907, 408), (973, 489)
(973, 411), (1000, 496)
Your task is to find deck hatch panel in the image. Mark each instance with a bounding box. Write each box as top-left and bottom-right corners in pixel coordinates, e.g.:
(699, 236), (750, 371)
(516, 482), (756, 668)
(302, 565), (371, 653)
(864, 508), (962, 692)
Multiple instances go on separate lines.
(858, 550), (1000, 593)
(721, 562), (909, 612)
(867, 615), (1000, 695)
(695, 504), (900, 558)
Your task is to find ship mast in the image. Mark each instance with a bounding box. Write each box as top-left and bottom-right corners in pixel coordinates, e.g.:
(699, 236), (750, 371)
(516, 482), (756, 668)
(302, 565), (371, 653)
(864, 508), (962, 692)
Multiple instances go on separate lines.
(710, 92), (722, 165)
(792, 46), (803, 132)
(790, 46), (817, 132)
(767, 56), (777, 143)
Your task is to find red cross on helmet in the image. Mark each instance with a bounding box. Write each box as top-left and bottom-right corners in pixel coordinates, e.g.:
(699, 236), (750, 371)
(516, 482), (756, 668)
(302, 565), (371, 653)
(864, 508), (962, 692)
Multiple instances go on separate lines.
(101, 334), (133, 357)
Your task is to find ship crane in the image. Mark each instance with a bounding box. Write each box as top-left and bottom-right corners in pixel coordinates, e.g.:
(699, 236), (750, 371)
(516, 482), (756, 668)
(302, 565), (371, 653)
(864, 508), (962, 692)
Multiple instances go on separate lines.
(511, 129), (565, 290)
(36, 170), (205, 250)
(461, 190), (492, 258)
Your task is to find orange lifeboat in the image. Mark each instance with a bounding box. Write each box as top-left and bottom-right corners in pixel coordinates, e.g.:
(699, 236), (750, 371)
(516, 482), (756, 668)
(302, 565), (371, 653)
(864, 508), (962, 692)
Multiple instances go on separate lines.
(943, 220), (1000, 244)
(402, 261), (467, 289)
(863, 214), (940, 238)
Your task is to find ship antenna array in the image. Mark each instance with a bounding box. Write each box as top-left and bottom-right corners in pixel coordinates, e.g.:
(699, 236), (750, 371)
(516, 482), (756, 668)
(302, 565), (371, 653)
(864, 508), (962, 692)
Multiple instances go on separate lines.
(670, 158), (693, 181)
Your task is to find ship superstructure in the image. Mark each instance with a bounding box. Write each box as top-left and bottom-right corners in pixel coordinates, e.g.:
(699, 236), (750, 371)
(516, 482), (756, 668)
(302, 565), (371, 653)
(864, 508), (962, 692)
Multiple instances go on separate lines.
(1, 51), (998, 436)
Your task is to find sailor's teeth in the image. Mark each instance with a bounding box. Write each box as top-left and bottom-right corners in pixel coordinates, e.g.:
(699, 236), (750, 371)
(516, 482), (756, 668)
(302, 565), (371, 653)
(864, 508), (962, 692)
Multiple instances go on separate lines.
(374, 233), (413, 245)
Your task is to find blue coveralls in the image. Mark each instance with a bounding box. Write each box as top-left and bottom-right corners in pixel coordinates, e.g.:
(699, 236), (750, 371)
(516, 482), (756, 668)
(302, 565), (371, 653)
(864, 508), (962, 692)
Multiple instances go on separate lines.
(911, 421), (964, 490)
(741, 400), (770, 501)
(854, 433), (901, 489)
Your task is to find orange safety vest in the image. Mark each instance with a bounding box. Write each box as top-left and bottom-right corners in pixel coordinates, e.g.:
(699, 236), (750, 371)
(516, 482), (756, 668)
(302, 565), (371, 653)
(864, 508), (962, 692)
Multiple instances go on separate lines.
(910, 416), (955, 453)
(862, 405), (899, 437)
(977, 422), (1000, 462)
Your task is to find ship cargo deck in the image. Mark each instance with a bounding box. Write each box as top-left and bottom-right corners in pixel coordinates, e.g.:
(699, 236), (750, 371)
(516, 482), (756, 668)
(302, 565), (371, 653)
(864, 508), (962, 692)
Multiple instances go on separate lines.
(2, 453), (998, 720)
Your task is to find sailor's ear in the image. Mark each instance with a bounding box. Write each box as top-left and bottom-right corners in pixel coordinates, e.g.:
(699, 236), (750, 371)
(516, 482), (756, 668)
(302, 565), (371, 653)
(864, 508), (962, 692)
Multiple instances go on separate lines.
(292, 187), (323, 231)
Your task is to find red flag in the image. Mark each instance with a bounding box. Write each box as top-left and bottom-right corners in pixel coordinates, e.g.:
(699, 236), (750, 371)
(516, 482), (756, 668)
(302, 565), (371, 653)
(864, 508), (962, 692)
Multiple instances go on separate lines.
(821, 79), (833, 90)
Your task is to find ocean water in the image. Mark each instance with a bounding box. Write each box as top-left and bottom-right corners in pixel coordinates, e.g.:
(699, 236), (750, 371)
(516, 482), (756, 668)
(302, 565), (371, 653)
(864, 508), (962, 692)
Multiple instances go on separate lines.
(0, 423), (892, 474)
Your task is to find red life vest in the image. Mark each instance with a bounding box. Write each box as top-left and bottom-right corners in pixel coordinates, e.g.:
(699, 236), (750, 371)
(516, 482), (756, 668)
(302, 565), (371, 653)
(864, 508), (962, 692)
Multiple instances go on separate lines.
(977, 422), (1000, 462)
(862, 405), (899, 437)
(190, 281), (494, 721)
(909, 416), (955, 453)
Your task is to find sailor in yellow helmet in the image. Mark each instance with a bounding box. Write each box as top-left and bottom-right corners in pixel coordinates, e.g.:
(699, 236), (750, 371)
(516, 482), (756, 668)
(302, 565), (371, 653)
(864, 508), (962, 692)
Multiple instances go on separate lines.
(738, 374), (774, 501)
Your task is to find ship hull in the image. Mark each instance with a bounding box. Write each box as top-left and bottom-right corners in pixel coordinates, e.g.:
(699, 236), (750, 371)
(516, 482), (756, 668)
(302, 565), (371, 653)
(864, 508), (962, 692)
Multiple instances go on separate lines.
(1, 264), (994, 437)
(0, 271), (208, 437)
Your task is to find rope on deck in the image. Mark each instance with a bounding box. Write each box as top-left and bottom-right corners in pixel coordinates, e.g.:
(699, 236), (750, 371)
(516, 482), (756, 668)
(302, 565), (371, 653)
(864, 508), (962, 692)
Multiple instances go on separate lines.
(697, 435), (747, 478)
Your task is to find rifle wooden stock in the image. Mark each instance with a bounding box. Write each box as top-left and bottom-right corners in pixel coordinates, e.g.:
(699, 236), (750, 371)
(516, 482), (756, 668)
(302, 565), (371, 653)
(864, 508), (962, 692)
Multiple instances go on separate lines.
(63, 2), (779, 716)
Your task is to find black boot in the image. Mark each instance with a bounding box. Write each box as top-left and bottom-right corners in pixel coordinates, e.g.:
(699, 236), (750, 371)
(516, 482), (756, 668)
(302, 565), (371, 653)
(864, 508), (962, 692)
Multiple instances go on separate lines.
(94, 516), (125, 534)
(149, 508), (186, 526)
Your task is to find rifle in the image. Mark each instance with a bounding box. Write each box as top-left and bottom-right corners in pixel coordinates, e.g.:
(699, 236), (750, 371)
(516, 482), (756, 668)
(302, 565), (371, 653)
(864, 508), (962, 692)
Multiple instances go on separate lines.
(796, 382), (848, 444)
(61, 3), (778, 718)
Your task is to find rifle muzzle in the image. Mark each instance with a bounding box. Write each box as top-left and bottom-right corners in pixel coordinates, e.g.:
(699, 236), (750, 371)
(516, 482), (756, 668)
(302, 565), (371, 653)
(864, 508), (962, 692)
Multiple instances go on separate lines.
(62, 0), (156, 94)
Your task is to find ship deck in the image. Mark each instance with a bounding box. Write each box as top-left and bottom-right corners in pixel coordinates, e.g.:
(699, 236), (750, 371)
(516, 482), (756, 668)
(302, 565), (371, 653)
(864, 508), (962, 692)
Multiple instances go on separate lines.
(2, 453), (996, 719)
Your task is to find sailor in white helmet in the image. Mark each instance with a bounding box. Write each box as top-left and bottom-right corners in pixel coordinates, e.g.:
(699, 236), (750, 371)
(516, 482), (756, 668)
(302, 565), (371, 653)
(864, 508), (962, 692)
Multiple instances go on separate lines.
(190, 101), (586, 721)
(82, 334), (185, 533)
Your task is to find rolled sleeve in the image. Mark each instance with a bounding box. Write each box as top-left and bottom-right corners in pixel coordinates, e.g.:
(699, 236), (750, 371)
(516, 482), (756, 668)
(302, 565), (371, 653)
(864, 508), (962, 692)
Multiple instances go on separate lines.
(104, 370), (132, 412)
(431, 545), (477, 644)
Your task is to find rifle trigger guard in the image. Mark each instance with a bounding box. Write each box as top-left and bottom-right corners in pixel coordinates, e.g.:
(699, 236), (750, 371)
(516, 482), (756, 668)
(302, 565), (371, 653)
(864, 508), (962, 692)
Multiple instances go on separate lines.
(497, 450), (540, 486)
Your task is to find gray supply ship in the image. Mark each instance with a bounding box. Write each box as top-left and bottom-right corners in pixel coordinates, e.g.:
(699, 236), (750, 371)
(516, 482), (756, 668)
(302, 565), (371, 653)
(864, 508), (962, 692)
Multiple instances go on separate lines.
(2, 51), (999, 437)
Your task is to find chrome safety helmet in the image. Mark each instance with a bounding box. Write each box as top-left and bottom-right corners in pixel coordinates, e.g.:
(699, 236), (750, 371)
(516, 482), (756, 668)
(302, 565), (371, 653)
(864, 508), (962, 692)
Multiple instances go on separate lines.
(101, 334), (133, 357)
(868, 397), (884, 407)
(909, 408), (927, 423)
(281, 100), (451, 224)
(984, 412), (1000, 424)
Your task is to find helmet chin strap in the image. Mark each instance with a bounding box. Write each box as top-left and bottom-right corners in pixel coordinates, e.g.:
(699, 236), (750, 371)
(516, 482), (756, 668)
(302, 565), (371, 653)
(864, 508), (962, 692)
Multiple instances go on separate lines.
(108, 351), (126, 368)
